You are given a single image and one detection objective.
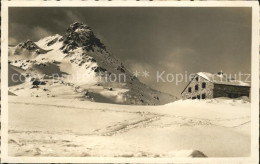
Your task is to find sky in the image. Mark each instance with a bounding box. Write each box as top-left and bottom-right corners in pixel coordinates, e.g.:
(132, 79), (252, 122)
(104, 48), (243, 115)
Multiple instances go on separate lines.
(9, 7), (252, 96)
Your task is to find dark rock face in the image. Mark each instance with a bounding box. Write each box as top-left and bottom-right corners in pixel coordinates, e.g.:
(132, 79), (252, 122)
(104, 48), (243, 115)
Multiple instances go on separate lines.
(16, 40), (46, 55)
(92, 66), (107, 73)
(117, 63), (126, 73)
(61, 22), (106, 53)
(18, 40), (37, 51)
(35, 49), (41, 54)
(32, 80), (46, 86)
(58, 37), (64, 42)
(189, 150), (207, 157)
(47, 38), (58, 46)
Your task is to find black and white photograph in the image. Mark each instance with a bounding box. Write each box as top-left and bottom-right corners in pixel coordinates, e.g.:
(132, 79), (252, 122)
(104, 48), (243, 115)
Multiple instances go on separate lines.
(1, 1), (259, 163)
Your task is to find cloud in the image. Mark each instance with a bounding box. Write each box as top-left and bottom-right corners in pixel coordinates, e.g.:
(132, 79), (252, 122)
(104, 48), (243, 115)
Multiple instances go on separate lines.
(65, 10), (82, 22)
(124, 59), (159, 85)
(126, 60), (155, 73)
(125, 59), (159, 78)
(9, 22), (53, 43)
(9, 22), (30, 43)
(51, 10), (84, 34)
(161, 48), (197, 72)
(32, 26), (53, 40)
(9, 37), (18, 45)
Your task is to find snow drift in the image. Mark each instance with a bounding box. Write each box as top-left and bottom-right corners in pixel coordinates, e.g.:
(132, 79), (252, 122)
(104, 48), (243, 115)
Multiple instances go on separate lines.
(8, 96), (250, 157)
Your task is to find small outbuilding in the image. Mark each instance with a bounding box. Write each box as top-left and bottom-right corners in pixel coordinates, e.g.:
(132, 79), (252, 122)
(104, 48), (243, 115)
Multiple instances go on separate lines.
(181, 72), (250, 100)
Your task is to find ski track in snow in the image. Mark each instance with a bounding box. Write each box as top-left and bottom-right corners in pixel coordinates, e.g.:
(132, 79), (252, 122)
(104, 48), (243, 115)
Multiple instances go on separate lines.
(9, 100), (250, 134)
(8, 100), (250, 137)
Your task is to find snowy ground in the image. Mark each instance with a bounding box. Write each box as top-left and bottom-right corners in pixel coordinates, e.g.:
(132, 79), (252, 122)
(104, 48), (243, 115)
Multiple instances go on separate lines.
(8, 96), (250, 157)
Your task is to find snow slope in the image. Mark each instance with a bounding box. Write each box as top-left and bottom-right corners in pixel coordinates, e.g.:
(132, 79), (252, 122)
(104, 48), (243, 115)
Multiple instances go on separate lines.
(8, 22), (177, 105)
(8, 96), (250, 157)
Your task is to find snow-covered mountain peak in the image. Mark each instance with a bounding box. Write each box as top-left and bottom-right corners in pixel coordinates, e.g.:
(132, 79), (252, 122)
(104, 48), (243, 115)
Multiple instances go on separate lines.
(8, 22), (177, 105)
(9, 40), (48, 61)
(61, 22), (106, 53)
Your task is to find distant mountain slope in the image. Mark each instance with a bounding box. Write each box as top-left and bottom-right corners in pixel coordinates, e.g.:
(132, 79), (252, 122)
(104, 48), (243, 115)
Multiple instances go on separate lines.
(8, 64), (26, 87)
(8, 22), (177, 105)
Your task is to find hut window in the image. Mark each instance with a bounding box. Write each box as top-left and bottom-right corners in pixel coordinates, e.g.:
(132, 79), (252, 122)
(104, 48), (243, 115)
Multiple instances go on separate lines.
(188, 87), (192, 93)
(202, 82), (206, 88)
(195, 84), (199, 91)
(202, 94), (206, 99)
(195, 76), (199, 81)
(197, 95), (200, 99)
(192, 97), (196, 100)
(228, 93), (238, 98)
(233, 93), (238, 98)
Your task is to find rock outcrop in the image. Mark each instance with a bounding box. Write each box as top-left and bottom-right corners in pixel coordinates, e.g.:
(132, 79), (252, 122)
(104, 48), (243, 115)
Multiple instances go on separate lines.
(61, 22), (106, 53)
